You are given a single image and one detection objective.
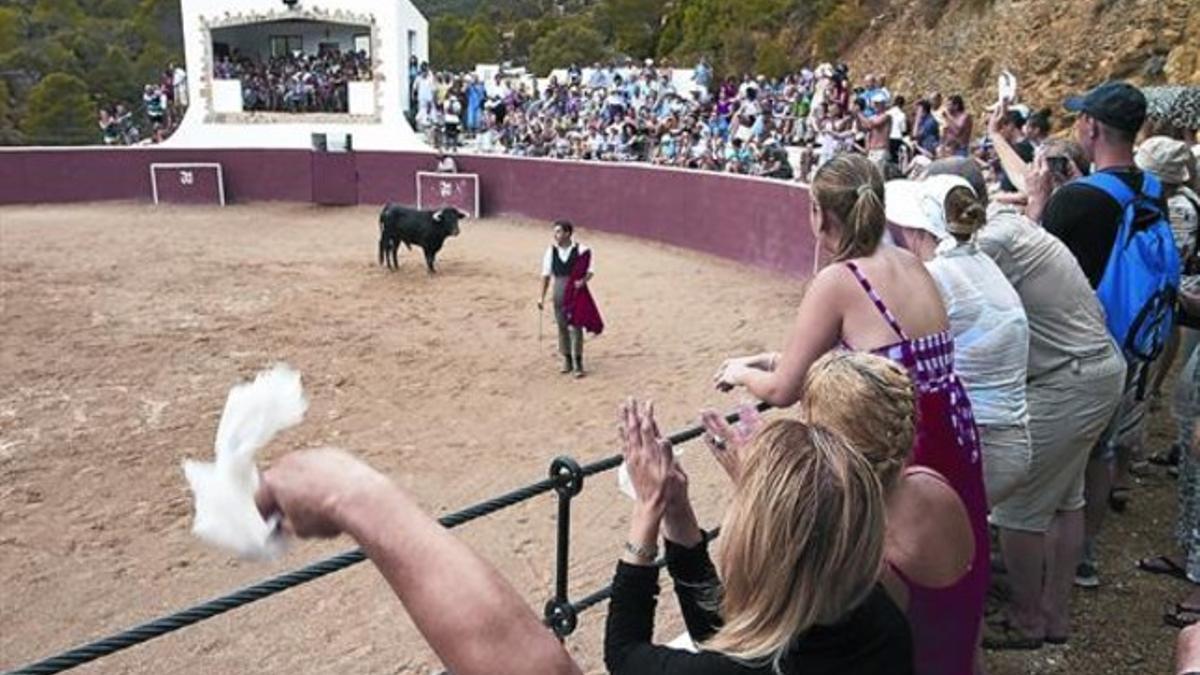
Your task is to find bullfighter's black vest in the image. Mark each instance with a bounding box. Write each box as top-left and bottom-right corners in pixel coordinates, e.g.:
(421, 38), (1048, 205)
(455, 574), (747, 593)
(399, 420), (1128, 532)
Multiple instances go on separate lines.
(550, 244), (578, 278)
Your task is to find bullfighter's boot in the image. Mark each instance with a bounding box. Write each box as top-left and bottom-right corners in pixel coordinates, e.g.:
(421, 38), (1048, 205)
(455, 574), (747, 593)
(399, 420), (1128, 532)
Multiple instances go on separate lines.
(561, 355), (574, 374)
(573, 356), (585, 379)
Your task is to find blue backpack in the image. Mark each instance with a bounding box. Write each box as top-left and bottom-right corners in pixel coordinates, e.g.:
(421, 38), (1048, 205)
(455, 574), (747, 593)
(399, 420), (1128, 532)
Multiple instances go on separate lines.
(1081, 171), (1181, 364)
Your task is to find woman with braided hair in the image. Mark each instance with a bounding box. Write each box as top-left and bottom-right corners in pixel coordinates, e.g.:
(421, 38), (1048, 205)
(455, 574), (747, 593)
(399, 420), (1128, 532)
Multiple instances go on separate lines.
(704, 351), (975, 672)
(713, 154), (988, 675)
(805, 351), (975, 672)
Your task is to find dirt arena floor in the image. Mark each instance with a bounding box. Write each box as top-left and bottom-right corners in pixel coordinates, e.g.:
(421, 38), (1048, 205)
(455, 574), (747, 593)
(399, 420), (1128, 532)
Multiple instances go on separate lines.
(0, 202), (1186, 674)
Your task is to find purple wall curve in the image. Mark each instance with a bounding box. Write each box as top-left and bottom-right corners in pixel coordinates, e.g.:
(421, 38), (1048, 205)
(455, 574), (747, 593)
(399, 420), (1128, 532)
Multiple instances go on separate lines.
(0, 149), (815, 277)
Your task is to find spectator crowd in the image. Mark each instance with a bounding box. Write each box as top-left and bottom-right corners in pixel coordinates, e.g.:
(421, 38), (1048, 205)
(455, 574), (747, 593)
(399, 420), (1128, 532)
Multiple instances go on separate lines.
(215, 48), (371, 114)
(407, 57), (1070, 186)
(97, 62), (187, 146)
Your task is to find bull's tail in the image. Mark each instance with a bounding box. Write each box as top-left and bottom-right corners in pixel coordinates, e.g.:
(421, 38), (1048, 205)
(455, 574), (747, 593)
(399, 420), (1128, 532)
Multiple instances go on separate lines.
(379, 202), (391, 231)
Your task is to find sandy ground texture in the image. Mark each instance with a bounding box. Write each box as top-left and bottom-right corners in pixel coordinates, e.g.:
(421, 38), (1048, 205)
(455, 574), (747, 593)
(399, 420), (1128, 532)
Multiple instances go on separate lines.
(0, 202), (1186, 674)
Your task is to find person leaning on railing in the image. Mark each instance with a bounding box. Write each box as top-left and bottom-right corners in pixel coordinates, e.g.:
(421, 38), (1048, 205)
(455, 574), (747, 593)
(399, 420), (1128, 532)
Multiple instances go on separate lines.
(712, 154), (989, 673)
(254, 451), (581, 675)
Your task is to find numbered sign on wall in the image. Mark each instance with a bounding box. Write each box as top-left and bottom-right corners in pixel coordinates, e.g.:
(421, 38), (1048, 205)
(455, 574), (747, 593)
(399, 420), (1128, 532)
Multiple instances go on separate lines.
(150, 163), (226, 206)
(416, 172), (480, 219)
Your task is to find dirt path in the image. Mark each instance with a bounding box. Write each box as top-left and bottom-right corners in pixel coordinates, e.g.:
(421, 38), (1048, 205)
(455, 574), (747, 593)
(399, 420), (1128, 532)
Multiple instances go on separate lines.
(0, 203), (1182, 673)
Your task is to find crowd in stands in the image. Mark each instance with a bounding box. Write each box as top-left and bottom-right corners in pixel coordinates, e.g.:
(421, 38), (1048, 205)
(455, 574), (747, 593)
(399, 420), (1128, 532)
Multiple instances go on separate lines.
(250, 73), (1200, 675)
(215, 49), (371, 114)
(408, 58), (1062, 185)
(98, 63), (187, 145)
(93, 46), (373, 144)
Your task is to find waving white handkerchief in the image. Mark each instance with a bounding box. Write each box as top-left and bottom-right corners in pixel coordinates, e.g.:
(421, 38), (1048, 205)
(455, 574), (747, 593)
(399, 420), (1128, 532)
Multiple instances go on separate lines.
(183, 364), (308, 560)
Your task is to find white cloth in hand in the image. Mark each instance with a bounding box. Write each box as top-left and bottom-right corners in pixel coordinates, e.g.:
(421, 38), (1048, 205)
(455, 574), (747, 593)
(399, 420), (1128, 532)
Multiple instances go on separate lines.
(183, 364), (308, 560)
(617, 445), (685, 500)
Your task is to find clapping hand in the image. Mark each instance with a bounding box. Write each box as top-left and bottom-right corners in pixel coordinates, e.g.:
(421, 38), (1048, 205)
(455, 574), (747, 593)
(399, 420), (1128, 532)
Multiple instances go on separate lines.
(700, 403), (763, 482)
(618, 398), (687, 514)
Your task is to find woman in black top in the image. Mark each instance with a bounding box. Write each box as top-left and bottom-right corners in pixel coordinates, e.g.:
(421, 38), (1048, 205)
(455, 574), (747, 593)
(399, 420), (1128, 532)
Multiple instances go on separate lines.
(605, 400), (913, 674)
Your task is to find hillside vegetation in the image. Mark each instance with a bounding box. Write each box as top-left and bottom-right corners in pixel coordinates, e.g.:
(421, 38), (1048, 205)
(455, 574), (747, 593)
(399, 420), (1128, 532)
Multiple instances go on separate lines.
(0, 0), (182, 144)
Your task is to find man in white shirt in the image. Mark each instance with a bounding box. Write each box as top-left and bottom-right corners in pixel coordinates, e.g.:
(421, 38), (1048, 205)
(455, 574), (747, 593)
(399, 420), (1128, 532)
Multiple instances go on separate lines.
(414, 66), (437, 128)
(886, 95), (909, 166)
(172, 63), (188, 108)
(538, 221), (594, 377)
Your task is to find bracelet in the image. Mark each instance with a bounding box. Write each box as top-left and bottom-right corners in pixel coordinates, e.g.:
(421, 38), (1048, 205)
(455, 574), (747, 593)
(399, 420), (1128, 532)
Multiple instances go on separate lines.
(624, 540), (658, 561)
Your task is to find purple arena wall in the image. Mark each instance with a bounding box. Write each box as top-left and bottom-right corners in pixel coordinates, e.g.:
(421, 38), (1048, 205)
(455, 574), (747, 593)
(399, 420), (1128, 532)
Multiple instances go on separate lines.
(0, 149), (816, 277)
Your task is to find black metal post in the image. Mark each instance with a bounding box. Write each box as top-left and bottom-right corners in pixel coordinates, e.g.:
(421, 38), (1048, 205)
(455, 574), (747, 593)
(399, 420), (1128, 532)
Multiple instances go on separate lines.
(543, 455), (583, 639)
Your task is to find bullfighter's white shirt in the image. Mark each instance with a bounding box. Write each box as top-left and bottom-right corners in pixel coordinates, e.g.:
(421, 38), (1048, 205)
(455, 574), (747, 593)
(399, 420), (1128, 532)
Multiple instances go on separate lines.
(542, 243), (594, 277)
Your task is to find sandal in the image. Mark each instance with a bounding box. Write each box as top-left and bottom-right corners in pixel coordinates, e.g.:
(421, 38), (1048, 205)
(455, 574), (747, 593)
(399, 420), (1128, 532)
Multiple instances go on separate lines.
(1108, 485), (1131, 513)
(982, 616), (1043, 651)
(1137, 555), (1190, 581)
(1164, 604), (1200, 629)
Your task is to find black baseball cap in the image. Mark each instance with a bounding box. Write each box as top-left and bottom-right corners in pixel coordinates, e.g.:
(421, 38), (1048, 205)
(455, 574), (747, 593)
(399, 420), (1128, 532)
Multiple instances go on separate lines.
(1063, 81), (1146, 135)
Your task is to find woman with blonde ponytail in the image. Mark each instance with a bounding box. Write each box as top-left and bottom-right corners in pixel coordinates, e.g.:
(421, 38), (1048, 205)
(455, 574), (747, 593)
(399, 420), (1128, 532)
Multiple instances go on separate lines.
(713, 154), (989, 675)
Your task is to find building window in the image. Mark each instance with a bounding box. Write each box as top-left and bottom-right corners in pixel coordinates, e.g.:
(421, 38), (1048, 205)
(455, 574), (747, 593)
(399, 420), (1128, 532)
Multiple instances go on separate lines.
(354, 33), (371, 57)
(269, 35), (302, 58)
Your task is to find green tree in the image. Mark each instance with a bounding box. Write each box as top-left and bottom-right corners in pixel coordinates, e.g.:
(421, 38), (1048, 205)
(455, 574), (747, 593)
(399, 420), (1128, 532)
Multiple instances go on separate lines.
(31, 0), (83, 34)
(94, 45), (137, 104)
(133, 0), (183, 52)
(754, 36), (791, 80)
(529, 21), (607, 76)
(59, 28), (107, 75)
(0, 6), (22, 55)
(21, 72), (94, 145)
(595, 0), (666, 60)
(508, 19), (539, 63)
(0, 79), (23, 144)
(97, 0), (137, 20)
(134, 41), (172, 84)
(457, 19), (500, 68)
(722, 28), (755, 77)
(429, 14), (467, 69)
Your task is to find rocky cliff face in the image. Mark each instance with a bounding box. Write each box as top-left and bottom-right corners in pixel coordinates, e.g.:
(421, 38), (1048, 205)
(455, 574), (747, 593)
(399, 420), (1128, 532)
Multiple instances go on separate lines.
(845, 0), (1199, 125)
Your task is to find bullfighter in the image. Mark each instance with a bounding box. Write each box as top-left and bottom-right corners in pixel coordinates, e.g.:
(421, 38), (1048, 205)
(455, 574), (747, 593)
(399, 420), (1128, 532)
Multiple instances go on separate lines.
(537, 220), (603, 378)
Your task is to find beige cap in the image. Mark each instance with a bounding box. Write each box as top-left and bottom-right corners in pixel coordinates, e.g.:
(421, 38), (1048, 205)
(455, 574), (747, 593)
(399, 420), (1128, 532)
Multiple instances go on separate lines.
(1136, 136), (1192, 185)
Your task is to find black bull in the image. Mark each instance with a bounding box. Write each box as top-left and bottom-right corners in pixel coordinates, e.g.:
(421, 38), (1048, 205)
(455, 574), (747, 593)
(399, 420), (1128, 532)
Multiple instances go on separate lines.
(378, 204), (466, 274)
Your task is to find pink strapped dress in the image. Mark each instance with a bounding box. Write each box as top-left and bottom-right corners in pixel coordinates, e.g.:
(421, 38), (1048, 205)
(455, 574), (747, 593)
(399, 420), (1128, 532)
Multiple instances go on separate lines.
(842, 261), (989, 675)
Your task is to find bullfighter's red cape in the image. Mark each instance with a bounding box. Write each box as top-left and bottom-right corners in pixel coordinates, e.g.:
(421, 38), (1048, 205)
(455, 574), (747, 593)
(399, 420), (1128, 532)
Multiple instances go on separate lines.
(563, 249), (604, 336)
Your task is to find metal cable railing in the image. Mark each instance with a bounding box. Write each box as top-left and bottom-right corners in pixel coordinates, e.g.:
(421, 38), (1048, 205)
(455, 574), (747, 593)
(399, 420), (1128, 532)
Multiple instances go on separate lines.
(5, 403), (766, 674)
